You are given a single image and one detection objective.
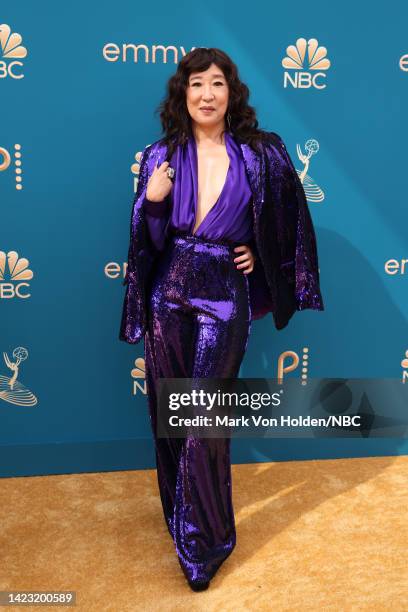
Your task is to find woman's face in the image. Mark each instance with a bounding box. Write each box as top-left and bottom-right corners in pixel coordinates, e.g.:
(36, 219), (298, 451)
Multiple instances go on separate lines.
(186, 63), (229, 130)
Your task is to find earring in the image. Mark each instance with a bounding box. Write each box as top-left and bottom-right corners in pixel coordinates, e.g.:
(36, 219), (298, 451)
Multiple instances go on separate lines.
(227, 112), (231, 130)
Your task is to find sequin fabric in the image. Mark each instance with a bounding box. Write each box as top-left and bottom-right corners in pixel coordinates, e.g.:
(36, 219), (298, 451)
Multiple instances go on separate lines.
(119, 130), (324, 345)
(118, 130), (325, 587)
(144, 233), (251, 584)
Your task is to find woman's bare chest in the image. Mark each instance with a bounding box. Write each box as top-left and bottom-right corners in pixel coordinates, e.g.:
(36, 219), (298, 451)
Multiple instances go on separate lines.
(195, 146), (230, 222)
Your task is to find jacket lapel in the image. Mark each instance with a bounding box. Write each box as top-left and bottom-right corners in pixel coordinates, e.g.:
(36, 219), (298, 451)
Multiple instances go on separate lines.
(154, 138), (264, 221)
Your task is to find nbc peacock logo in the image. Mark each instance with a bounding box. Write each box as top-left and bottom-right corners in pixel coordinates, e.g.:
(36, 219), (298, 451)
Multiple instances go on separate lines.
(130, 144), (151, 192)
(282, 38), (331, 89)
(131, 357), (147, 395)
(131, 149), (144, 193)
(0, 251), (34, 299)
(0, 23), (28, 79)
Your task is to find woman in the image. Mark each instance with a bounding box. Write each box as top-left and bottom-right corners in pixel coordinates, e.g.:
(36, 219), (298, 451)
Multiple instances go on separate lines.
(120, 48), (324, 591)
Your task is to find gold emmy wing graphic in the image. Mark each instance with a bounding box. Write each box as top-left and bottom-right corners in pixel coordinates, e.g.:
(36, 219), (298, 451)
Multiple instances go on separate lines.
(0, 347), (37, 406)
(295, 139), (325, 203)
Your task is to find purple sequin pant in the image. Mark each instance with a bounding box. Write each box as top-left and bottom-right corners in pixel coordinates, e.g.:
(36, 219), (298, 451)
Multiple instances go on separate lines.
(144, 233), (252, 585)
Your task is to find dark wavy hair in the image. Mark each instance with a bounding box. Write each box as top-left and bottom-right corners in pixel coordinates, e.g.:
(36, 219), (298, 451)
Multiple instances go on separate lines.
(155, 47), (272, 160)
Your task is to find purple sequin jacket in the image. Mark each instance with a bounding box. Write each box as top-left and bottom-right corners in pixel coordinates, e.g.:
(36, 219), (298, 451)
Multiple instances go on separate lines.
(119, 131), (324, 344)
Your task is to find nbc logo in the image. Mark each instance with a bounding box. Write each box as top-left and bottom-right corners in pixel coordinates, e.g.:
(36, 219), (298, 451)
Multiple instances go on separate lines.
(0, 24), (28, 79)
(131, 143), (154, 192)
(0, 251), (33, 299)
(131, 147), (147, 193)
(131, 357), (146, 395)
(282, 38), (331, 89)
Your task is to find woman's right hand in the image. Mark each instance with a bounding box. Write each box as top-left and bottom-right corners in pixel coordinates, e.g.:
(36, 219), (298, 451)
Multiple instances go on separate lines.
(146, 161), (173, 202)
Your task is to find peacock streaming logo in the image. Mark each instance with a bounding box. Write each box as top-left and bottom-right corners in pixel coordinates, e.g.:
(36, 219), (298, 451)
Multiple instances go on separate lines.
(278, 348), (311, 385)
(0, 143), (24, 190)
(282, 38), (331, 89)
(0, 23), (28, 79)
(0, 251), (34, 299)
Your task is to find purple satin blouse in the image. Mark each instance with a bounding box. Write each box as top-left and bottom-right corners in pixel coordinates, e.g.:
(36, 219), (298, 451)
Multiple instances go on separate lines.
(143, 130), (254, 251)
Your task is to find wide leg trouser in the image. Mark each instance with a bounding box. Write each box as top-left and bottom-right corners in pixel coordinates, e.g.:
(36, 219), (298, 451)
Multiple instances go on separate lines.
(144, 233), (252, 584)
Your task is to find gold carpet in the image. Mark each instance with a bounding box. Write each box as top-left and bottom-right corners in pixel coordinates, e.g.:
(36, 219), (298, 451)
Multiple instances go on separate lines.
(1, 455), (407, 611)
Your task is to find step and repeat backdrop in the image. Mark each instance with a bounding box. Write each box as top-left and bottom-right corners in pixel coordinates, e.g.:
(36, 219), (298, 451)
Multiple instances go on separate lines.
(1, 2), (407, 476)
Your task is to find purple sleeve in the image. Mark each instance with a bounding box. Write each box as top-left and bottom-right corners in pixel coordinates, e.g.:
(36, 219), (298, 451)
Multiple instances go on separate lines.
(143, 195), (170, 252)
(265, 132), (324, 312)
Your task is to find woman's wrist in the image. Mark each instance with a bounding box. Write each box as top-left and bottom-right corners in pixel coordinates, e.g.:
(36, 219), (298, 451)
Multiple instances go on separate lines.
(145, 194), (164, 203)
(143, 195), (169, 218)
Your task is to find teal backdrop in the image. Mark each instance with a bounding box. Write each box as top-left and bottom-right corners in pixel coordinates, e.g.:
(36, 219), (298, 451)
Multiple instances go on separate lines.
(1, 0), (407, 477)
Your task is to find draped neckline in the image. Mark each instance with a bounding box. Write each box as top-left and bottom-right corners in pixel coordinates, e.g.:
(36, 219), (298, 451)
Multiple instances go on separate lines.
(188, 130), (232, 236)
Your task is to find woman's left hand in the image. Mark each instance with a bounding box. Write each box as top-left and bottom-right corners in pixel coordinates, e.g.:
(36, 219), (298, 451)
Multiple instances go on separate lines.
(233, 245), (256, 274)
